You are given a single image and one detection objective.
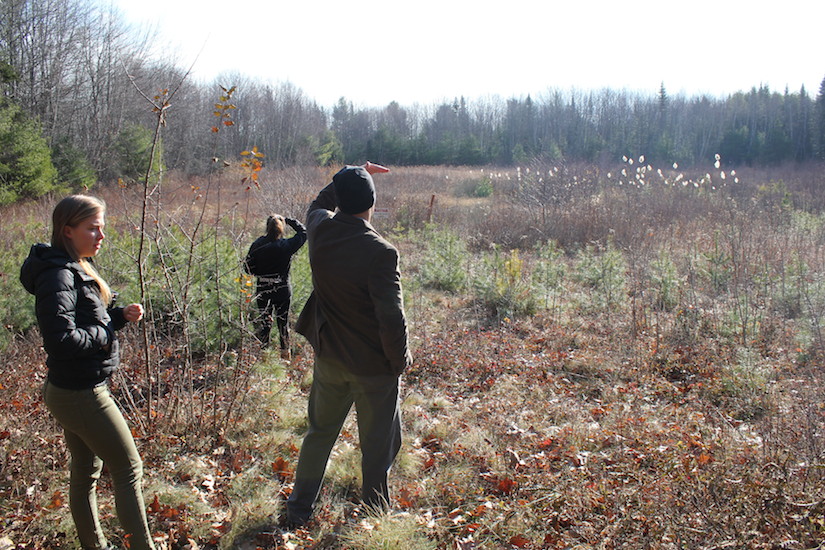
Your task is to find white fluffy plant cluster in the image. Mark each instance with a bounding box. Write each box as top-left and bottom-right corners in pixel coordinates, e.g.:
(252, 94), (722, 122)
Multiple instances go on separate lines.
(608, 154), (739, 190)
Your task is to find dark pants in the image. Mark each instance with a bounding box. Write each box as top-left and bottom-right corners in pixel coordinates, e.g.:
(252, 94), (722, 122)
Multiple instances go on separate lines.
(43, 382), (155, 550)
(256, 290), (290, 350)
(286, 358), (401, 524)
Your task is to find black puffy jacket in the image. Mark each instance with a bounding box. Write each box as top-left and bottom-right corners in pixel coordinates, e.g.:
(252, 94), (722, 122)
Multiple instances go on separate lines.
(20, 243), (126, 389)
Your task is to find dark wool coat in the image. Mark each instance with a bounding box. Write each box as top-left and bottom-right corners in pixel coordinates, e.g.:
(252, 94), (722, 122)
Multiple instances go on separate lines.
(20, 244), (126, 389)
(296, 182), (412, 377)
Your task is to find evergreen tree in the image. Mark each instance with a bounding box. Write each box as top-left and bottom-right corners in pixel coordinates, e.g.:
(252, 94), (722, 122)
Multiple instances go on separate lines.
(112, 123), (163, 183)
(52, 137), (96, 189)
(313, 130), (343, 166)
(0, 98), (58, 204)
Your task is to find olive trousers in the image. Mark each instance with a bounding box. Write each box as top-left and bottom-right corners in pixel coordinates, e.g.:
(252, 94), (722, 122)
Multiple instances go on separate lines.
(286, 358), (401, 525)
(44, 382), (155, 550)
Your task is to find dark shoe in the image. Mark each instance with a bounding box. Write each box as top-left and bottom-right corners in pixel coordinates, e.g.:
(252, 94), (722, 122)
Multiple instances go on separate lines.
(277, 513), (306, 531)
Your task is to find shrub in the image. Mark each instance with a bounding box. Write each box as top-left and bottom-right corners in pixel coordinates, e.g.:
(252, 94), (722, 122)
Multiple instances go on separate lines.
(0, 100), (58, 204)
(417, 226), (471, 293)
(650, 249), (681, 312)
(1, 231), (41, 351)
(711, 347), (773, 421)
(574, 241), (627, 313)
(533, 239), (566, 314)
(455, 176), (494, 198)
(96, 220), (245, 354)
(473, 247), (538, 320)
(701, 232), (732, 295)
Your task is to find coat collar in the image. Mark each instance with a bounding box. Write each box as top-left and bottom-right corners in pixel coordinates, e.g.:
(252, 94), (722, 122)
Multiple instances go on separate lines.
(333, 211), (378, 233)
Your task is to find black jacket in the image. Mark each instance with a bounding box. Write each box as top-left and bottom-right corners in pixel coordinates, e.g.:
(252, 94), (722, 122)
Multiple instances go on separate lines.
(244, 218), (307, 299)
(20, 244), (126, 389)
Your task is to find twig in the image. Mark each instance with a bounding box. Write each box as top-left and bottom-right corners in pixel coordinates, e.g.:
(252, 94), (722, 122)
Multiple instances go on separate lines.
(121, 56), (191, 429)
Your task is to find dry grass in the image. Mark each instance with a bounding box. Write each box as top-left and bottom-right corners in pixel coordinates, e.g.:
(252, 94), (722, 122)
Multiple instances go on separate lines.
(2, 162), (825, 549)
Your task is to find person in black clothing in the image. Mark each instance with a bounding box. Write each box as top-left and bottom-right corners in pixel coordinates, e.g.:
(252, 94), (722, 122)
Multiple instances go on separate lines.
(20, 195), (155, 550)
(244, 214), (307, 358)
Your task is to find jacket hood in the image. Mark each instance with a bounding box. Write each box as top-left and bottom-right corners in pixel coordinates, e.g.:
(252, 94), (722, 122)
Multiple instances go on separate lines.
(20, 243), (74, 295)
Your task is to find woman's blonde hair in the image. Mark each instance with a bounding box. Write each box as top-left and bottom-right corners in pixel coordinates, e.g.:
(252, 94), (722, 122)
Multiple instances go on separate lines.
(266, 214), (285, 240)
(51, 195), (113, 304)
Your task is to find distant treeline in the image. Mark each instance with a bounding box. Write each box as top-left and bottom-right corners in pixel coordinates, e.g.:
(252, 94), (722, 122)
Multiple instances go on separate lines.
(1, 0), (824, 202)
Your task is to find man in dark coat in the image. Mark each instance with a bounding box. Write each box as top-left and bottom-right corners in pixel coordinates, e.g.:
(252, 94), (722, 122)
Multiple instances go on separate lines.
(285, 163), (412, 527)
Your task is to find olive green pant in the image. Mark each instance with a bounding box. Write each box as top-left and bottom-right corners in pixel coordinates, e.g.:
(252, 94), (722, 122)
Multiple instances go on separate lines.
(287, 357), (401, 525)
(44, 382), (155, 550)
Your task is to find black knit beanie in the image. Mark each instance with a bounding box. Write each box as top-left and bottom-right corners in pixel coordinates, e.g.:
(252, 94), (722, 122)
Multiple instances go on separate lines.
(332, 166), (375, 215)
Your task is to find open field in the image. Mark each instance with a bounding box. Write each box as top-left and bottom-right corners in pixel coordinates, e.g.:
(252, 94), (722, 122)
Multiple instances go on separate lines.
(1, 161), (825, 549)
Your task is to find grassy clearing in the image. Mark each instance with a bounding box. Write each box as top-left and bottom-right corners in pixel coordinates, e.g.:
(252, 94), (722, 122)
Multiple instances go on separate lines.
(1, 162), (825, 548)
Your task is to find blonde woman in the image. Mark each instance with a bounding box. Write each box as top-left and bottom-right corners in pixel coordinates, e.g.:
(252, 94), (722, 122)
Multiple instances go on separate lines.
(244, 214), (307, 358)
(20, 195), (155, 550)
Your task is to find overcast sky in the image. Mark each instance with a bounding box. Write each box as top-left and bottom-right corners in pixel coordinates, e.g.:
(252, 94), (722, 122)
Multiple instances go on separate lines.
(110, 0), (824, 108)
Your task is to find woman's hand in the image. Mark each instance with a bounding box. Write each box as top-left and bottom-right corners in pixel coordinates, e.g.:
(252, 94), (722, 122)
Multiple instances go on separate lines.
(123, 303), (144, 323)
